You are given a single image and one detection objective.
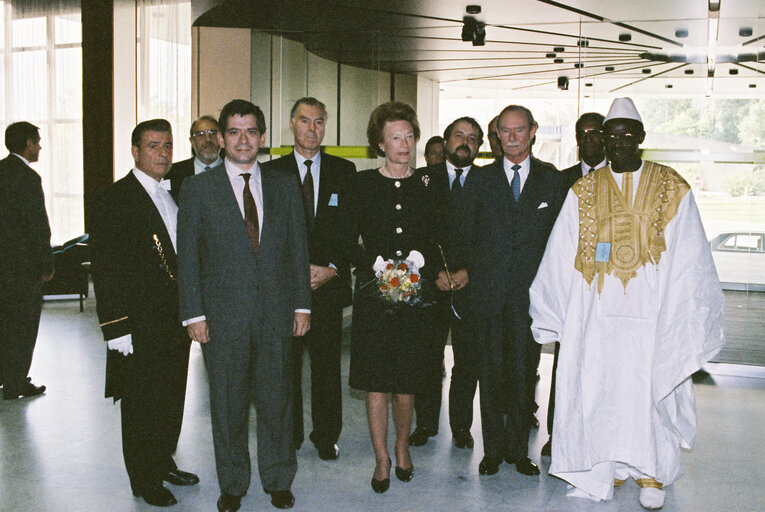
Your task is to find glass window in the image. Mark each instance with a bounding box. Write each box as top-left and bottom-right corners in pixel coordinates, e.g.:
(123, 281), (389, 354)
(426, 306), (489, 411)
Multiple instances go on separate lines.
(1, 2), (83, 244)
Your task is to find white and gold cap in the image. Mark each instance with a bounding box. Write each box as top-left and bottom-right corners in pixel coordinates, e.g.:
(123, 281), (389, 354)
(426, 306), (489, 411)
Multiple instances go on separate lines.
(604, 97), (642, 123)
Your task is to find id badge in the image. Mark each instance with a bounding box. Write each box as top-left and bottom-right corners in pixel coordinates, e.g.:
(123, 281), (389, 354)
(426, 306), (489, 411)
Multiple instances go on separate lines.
(595, 242), (611, 262)
(328, 193), (338, 206)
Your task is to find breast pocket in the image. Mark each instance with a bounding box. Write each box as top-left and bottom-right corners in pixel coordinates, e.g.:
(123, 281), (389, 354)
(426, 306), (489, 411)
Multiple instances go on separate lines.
(600, 274), (648, 319)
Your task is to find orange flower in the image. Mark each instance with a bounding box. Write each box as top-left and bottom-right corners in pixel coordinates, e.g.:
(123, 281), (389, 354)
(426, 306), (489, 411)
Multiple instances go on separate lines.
(398, 262), (408, 271)
(390, 277), (400, 287)
(410, 274), (419, 283)
(386, 263), (394, 270)
(380, 285), (387, 291)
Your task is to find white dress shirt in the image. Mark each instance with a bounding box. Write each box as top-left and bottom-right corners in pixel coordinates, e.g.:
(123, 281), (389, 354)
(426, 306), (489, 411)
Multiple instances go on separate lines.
(133, 168), (177, 251)
(294, 149), (321, 214)
(446, 160), (472, 189)
(503, 155), (531, 192)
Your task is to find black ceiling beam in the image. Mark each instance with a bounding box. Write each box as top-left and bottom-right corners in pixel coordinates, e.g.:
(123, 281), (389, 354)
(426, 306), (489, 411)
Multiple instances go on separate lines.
(536, 0), (683, 47)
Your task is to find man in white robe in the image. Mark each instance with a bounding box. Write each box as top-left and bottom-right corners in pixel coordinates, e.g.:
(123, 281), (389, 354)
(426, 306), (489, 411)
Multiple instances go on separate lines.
(529, 97), (725, 510)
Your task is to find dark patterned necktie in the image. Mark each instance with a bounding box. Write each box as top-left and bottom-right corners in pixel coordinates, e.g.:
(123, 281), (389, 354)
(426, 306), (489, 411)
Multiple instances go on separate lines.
(452, 168), (463, 200)
(241, 173), (259, 253)
(511, 164), (521, 201)
(301, 160), (315, 231)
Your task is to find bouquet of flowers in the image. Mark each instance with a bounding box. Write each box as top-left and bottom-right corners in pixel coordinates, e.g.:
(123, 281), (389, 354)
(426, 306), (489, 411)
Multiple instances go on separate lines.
(371, 250), (427, 306)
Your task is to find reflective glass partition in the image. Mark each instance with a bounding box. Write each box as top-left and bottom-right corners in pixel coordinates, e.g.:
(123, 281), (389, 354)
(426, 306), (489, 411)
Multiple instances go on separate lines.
(441, 93), (764, 366)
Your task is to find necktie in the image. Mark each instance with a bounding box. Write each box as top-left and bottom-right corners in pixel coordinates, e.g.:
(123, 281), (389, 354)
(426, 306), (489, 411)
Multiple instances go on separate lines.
(622, 172), (633, 210)
(301, 160), (315, 230)
(451, 168), (463, 199)
(204, 165), (211, 172)
(241, 173), (259, 254)
(511, 164), (521, 201)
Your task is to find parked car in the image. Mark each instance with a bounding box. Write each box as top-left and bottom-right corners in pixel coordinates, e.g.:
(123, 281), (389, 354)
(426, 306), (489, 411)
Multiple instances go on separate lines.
(709, 232), (765, 291)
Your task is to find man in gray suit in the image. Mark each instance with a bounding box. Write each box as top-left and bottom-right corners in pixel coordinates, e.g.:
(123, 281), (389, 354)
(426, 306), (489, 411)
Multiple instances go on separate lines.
(177, 99), (311, 512)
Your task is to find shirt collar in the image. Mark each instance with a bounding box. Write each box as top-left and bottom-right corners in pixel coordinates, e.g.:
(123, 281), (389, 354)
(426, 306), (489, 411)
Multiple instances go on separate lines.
(11, 153), (30, 166)
(446, 159), (472, 175)
(503, 155), (530, 174)
(294, 149), (320, 174)
(195, 156), (221, 173)
(132, 168), (163, 195)
(225, 158), (259, 180)
(581, 158), (608, 175)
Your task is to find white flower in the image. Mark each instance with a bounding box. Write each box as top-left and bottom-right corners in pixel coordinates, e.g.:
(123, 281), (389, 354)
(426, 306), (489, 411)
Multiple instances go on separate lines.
(405, 250), (425, 269)
(372, 255), (386, 272)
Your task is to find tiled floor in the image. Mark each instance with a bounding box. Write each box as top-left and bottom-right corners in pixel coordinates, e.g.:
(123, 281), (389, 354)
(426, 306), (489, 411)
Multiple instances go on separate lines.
(1, 297), (764, 511)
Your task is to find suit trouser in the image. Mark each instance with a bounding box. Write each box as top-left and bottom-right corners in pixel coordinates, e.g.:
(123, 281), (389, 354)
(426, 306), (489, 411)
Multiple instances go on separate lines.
(292, 297), (343, 447)
(413, 302), (450, 431)
(475, 306), (536, 461)
(414, 305), (478, 432)
(120, 334), (190, 492)
(202, 307), (296, 497)
(0, 278), (42, 392)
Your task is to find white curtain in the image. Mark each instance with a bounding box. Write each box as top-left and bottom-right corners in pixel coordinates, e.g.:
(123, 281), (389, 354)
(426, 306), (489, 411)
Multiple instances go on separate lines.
(136, 0), (192, 159)
(0, 0), (82, 244)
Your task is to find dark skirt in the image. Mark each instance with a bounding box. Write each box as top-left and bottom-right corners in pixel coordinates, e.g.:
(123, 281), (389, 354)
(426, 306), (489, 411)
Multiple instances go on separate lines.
(349, 295), (438, 395)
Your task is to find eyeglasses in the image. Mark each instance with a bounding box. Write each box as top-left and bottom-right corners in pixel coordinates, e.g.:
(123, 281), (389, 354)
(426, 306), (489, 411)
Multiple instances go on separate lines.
(578, 129), (603, 140)
(605, 132), (638, 143)
(192, 129), (219, 139)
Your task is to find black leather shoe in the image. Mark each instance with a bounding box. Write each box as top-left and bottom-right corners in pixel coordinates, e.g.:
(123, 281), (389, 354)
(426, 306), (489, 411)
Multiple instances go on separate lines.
(371, 476), (390, 493)
(408, 426), (437, 447)
(541, 438), (552, 457)
(511, 456), (540, 476)
(478, 456), (502, 475)
(163, 467), (199, 486)
(217, 493), (242, 512)
(268, 490), (295, 509)
(395, 465), (414, 482)
(134, 484), (177, 507)
(452, 429), (474, 449)
(3, 381), (46, 400)
(316, 442), (339, 460)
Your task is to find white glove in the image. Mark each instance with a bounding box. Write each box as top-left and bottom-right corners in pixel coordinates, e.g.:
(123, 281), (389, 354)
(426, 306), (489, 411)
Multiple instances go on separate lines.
(107, 334), (134, 356)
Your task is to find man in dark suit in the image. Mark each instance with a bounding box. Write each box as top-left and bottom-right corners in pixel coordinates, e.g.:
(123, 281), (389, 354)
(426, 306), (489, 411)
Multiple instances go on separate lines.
(90, 119), (198, 507)
(541, 111), (607, 457)
(262, 97), (355, 461)
(409, 117), (482, 451)
(164, 115), (222, 200)
(452, 105), (566, 477)
(486, 116), (503, 162)
(0, 122), (52, 400)
(177, 99), (311, 512)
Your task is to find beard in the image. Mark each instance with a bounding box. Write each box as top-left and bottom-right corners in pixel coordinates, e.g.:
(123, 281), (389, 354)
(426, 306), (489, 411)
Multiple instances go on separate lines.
(447, 144), (474, 168)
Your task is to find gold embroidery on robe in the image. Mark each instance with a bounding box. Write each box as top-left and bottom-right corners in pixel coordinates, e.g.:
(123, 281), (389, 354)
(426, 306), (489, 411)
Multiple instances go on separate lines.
(572, 162), (690, 294)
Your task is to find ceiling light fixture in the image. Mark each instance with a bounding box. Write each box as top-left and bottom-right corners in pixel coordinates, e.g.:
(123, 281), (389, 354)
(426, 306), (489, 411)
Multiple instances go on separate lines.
(707, 2), (720, 78)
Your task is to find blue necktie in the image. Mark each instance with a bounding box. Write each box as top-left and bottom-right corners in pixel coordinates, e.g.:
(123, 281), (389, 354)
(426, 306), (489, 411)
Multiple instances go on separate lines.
(511, 164), (521, 201)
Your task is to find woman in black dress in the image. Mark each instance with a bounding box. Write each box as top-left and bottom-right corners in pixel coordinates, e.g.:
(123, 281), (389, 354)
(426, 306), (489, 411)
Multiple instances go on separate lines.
(342, 102), (444, 493)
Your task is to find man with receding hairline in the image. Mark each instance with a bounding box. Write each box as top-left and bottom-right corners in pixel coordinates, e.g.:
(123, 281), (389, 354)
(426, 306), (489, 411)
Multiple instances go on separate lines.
(451, 104), (566, 478)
